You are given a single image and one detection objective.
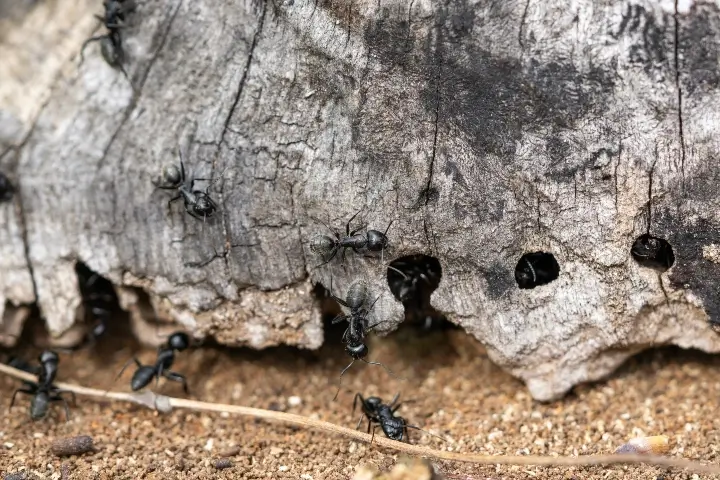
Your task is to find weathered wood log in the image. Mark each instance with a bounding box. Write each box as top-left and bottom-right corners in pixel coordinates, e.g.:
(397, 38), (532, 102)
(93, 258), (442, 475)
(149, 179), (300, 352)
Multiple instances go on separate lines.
(1, 0), (719, 400)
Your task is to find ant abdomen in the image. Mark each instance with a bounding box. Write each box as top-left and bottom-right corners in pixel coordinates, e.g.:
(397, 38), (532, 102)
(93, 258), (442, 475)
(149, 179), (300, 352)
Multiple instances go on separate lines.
(309, 235), (335, 255)
(345, 279), (369, 310)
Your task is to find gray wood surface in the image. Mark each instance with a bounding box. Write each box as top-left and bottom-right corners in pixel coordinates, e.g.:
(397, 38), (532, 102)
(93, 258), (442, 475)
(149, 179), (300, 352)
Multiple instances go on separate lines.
(1, 0), (719, 399)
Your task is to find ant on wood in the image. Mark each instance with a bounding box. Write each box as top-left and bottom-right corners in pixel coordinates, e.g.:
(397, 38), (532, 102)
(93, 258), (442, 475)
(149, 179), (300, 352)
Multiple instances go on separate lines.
(310, 209), (394, 269)
(75, 267), (118, 348)
(80, 0), (137, 87)
(115, 331), (191, 393)
(9, 351), (77, 421)
(353, 393), (444, 443)
(154, 151), (225, 222)
(329, 278), (395, 400)
(0, 172), (15, 202)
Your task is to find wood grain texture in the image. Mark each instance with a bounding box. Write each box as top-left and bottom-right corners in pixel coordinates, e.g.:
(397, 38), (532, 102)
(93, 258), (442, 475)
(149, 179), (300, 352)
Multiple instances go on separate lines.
(1, 0), (719, 399)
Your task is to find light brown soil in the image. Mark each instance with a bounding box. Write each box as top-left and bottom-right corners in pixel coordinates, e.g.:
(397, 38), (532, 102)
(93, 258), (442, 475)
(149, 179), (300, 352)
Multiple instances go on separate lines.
(2, 320), (720, 480)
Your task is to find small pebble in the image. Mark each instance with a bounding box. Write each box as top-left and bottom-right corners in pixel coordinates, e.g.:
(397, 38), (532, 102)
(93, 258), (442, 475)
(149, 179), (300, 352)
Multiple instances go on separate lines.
(279, 465), (289, 472)
(615, 435), (669, 455)
(51, 435), (94, 457)
(288, 396), (302, 407)
(214, 458), (233, 470)
(218, 446), (240, 457)
(4, 473), (28, 480)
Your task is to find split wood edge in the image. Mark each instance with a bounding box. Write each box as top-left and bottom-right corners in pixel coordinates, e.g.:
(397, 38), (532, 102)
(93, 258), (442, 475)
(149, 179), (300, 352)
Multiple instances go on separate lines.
(1, 363), (719, 474)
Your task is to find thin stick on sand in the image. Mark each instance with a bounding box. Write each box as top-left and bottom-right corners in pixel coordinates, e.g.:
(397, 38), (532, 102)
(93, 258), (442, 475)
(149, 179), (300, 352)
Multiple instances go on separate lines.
(1, 363), (719, 474)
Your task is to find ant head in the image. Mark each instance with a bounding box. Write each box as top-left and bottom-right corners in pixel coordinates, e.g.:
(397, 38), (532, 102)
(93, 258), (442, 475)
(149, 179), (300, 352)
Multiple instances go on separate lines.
(30, 391), (50, 420)
(39, 350), (59, 365)
(366, 230), (389, 252)
(168, 332), (190, 351)
(365, 396), (382, 409)
(346, 342), (368, 359)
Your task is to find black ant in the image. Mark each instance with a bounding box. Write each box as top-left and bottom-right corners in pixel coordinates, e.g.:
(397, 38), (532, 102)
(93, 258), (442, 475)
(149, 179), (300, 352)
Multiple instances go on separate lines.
(630, 234), (675, 271)
(0, 171), (14, 202)
(115, 331), (190, 393)
(329, 279), (394, 400)
(9, 351), (77, 421)
(80, 0), (137, 87)
(353, 393), (444, 443)
(154, 151), (224, 222)
(76, 266), (118, 347)
(309, 210), (393, 268)
(514, 252), (560, 289)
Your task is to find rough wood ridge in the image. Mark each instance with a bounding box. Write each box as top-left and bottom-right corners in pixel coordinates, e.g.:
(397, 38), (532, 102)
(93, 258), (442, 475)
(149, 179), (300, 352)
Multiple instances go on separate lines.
(1, 0), (719, 400)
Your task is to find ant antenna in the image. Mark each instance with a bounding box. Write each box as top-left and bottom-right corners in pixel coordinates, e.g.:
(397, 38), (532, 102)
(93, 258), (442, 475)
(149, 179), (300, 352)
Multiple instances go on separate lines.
(524, 257), (537, 283)
(386, 264), (409, 280)
(402, 424), (449, 443)
(380, 219), (394, 265)
(333, 356), (399, 401)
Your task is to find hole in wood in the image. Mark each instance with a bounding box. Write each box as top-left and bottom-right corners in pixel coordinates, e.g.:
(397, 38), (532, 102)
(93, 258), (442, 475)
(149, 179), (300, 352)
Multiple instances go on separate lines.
(387, 255), (449, 331)
(630, 234), (675, 272)
(515, 252), (560, 289)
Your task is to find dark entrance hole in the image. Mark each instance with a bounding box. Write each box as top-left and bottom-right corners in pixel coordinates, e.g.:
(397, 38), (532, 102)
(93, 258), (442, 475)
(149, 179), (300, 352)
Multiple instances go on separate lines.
(387, 254), (450, 331)
(75, 261), (121, 343)
(514, 252), (560, 289)
(630, 234), (675, 272)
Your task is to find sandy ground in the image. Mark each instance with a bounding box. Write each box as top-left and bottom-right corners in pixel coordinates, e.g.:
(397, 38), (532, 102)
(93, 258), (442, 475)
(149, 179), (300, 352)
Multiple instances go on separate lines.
(2, 318), (720, 480)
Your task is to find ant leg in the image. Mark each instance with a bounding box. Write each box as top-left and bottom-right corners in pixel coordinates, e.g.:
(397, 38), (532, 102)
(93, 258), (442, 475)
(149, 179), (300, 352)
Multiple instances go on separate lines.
(168, 195), (182, 214)
(330, 313), (350, 325)
(332, 359), (356, 401)
(114, 357), (142, 384)
(50, 395), (72, 422)
(177, 151), (187, 183)
(355, 415), (366, 431)
(328, 276), (350, 308)
(360, 357), (399, 381)
(116, 63), (137, 93)
(80, 35), (106, 65)
(164, 371), (189, 395)
(349, 224), (367, 237)
(56, 389), (78, 407)
(312, 246), (339, 270)
(366, 294), (382, 313)
(345, 209), (363, 236)
(370, 424), (379, 444)
(9, 388), (34, 410)
(352, 393), (364, 415)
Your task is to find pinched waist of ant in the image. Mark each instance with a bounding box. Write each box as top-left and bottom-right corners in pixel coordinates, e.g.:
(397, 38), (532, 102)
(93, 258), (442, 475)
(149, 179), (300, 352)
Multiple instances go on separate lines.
(338, 237), (368, 249)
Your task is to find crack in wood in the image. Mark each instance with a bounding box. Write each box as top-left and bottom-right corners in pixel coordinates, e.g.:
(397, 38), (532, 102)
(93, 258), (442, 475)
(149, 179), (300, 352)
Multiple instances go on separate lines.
(673, 0), (686, 190)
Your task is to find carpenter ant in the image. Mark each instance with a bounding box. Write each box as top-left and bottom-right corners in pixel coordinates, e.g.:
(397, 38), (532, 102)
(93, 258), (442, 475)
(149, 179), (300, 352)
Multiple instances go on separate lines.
(76, 266), (118, 347)
(353, 393), (444, 443)
(309, 210), (394, 268)
(0, 172), (14, 202)
(154, 151), (224, 222)
(115, 331), (190, 393)
(329, 279), (395, 400)
(80, 0), (136, 87)
(9, 351), (77, 421)
(514, 252), (560, 289)
(630, 234), (675, 271)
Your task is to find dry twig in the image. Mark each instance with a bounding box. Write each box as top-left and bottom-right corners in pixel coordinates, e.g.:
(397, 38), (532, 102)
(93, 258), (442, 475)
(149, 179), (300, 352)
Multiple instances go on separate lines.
(1, 363), (719, 474)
